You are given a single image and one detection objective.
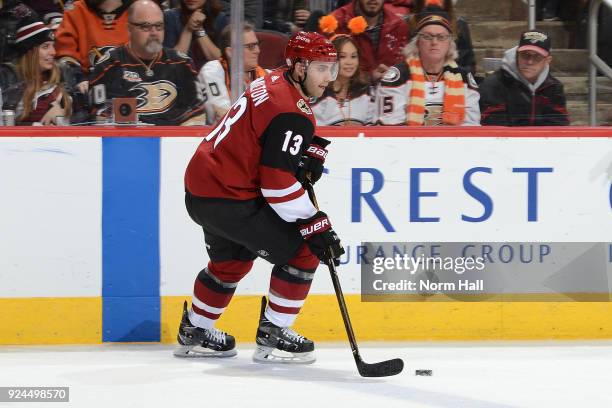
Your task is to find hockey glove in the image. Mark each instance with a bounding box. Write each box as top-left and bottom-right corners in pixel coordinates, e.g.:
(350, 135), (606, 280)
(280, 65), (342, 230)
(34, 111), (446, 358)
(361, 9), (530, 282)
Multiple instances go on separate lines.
(297, 211), (345, 266)
(296, 136), (330, 185)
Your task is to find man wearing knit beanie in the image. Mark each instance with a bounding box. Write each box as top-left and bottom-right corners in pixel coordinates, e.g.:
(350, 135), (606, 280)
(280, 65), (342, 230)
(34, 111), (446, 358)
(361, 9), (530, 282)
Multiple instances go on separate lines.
(376, 3), (480, 126)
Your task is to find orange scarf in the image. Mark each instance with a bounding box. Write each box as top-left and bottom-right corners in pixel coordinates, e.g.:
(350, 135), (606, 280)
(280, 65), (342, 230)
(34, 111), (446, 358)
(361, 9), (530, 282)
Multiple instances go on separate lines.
(406, 57), (465, 126)
(220, 58), (267, 92)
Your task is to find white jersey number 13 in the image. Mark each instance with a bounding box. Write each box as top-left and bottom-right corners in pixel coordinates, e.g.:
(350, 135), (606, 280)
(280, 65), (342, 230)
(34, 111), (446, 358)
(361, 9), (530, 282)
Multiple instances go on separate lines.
(281, 130), (303, 155)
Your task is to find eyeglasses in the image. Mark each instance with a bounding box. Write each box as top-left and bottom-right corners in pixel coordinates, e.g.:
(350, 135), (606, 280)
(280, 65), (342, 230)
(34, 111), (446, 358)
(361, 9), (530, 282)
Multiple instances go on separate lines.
(518, 51), (546, 63)
(129, 22), (164, 32)
(243, 41), (261, 51)
(418, 33), (451, 42)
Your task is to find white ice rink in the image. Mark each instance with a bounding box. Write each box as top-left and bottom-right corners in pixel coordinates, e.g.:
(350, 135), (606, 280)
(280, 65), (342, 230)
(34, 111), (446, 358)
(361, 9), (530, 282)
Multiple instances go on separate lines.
(2, 342), (612, 408)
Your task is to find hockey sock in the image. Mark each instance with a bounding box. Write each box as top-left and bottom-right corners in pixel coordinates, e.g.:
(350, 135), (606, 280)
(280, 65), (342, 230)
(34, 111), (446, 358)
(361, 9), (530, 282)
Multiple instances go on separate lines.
(190, 260), (252, 329)
(265, 244), (319, 327)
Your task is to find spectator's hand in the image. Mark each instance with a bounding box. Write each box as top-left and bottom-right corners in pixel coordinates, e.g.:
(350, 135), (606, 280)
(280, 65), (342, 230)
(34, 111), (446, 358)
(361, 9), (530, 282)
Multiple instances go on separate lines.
(289, 23), (301, 34)
(186, 10), (206, 32)
(294, 9), (311, 26)
(41, 99), (67, 126)
(77, 81), (89, 94)
(213, 105), (229, 122)
(372, 64), (390, 82)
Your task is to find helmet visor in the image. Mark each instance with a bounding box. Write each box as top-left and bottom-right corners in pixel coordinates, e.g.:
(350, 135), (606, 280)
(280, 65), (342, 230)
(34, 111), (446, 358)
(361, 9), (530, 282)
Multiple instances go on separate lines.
(307, 61), (339, 82)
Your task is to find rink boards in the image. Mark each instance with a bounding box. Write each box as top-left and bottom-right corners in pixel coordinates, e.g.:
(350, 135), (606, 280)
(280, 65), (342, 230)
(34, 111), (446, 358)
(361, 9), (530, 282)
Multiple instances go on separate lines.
(1, 126), (611, 344)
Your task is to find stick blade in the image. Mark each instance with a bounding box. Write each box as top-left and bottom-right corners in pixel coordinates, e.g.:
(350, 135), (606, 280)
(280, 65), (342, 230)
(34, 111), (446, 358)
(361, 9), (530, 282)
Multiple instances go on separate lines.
(357, 358), (404, 377)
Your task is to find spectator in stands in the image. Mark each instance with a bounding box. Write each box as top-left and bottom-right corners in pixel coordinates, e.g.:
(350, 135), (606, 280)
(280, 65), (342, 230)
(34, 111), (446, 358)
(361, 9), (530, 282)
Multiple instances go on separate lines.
(218, 0), (263, 28)
(89, 0), (205, 125)
(22, 0), (64, 29)
(376, 6), (480, 125)
(197, 23), (266, 124)
(479, 30), (569, 126)
(538, 0), (561, 21)
(0, 0), (39, 63)
(263, 0), (310, 35)
(163, 0), (227, 71)
(385, 0), (413, 18)
(411, 0), (475, 74)
(55, 0), (132, 94)
(311, 34), (376, 125)
(0, 19), (87, 125)
(324, 0), (409, 81)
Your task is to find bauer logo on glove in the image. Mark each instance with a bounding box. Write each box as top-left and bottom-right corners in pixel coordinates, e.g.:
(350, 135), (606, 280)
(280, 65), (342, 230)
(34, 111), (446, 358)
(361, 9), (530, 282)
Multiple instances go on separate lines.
(296, 211), (344, 266)
(306, 145), (328, 160)
(296, 136), (331, 185)
(299, 217), (331, 238)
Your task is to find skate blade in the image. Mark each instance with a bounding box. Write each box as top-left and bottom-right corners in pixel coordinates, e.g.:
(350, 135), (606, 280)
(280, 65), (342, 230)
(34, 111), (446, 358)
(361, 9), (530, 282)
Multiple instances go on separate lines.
(173, 345), (237, 358)
(252, 345), (316, 364)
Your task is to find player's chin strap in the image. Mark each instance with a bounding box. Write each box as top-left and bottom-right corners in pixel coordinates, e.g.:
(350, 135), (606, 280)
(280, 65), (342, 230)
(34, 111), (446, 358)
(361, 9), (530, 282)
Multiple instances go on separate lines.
(288, 61), (311, 98)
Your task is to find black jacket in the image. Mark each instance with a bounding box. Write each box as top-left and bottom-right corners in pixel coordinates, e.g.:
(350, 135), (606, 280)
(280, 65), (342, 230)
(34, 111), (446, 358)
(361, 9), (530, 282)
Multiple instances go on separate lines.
(0, 1), (39, 63)
(456, 17), (476, 75)
(0, 62), (90, 125)
(479, 49), (569, 126)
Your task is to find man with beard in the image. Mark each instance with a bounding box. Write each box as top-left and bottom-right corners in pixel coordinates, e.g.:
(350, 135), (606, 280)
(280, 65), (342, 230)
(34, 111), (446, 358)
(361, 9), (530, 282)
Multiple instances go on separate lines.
(329, 0), (409, 81)
(89, 0), (205, 125)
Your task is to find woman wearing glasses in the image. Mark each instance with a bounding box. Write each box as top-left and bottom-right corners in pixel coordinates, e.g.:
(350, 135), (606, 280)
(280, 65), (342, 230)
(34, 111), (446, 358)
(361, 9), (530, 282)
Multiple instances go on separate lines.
(163, 0), (228, 70)
(376, 5), (480, 126)
(311, 35), (376, 126)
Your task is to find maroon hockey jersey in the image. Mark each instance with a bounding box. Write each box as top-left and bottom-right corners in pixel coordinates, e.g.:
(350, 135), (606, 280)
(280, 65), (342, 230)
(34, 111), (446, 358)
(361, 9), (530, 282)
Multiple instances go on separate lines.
(185, 69), (319, 223)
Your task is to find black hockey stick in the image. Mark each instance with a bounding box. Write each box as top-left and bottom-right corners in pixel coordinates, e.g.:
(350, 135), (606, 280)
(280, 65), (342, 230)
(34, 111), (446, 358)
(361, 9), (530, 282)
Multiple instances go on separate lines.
(304, 182), (404, 377)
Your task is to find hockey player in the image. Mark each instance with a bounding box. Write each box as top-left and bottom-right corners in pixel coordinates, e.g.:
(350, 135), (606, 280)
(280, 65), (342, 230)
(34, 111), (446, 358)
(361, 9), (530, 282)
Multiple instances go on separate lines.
(197, 22), (267, 125)
(89, 0), (205, 125)
(376, 6), (480, 126)
(177, 31), (345, 364)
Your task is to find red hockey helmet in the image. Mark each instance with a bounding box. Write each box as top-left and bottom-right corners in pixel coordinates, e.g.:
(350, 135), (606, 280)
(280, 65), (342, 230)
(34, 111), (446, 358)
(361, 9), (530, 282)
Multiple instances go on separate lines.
(285, 31), (338, 67)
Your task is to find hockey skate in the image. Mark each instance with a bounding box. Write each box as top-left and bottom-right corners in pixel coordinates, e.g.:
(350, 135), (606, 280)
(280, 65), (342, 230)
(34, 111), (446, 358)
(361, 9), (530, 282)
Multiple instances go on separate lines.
(173, 301), (237, 358)
(253, 296), (315, 364)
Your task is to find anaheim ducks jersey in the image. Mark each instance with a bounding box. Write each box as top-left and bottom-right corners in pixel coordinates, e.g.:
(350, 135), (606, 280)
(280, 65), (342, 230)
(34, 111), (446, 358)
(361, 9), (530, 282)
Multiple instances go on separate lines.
(311, 85), (376, 126)
(89, 46), (205, 126)
(376, 61), (481, 126)
(197, 59), (268, 125)
(55, 0), (130, 72)
(185, 69), (319, 223)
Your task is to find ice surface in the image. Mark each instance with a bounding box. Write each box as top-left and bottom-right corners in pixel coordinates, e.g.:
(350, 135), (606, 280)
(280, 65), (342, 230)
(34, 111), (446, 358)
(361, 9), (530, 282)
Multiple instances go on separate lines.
(1, 342), (612, 407)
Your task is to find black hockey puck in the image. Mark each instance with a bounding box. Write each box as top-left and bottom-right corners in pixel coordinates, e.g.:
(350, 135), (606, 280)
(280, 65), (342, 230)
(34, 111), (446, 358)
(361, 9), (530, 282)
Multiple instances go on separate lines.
(415, 369), (433, 376)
